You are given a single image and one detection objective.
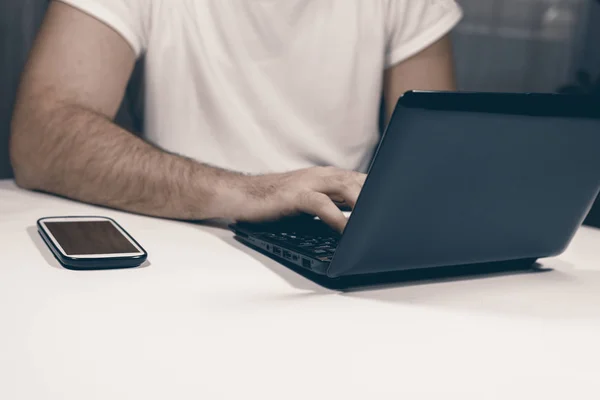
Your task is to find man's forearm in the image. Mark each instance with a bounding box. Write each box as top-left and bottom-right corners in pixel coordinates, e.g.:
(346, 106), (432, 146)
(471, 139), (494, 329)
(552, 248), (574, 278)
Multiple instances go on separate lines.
(11, 104), (246, 220)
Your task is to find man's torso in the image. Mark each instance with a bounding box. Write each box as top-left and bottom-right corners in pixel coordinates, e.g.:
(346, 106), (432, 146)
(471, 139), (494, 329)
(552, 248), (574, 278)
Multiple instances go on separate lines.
(59, 0), (462, 174)
(142, 1), (387, 174)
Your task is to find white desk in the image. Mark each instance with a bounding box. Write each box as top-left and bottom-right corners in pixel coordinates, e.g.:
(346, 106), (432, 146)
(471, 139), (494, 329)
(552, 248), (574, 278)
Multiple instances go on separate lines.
(1, 179), (600, 400)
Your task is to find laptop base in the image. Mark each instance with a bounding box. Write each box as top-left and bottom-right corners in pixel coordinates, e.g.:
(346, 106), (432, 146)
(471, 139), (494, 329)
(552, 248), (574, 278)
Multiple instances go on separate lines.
(235, 235), (539, 291)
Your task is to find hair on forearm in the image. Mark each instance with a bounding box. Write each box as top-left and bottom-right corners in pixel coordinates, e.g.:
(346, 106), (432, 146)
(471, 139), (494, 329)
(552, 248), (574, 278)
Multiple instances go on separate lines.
(12, 102), (245, 220)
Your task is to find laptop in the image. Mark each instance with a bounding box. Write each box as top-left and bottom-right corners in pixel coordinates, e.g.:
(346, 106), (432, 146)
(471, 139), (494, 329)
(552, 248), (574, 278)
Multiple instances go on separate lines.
(230, 91), (600, 281)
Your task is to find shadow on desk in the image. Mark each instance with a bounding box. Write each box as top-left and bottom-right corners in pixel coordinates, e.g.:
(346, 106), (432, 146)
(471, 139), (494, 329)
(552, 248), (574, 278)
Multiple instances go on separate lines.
(215, 229), (600, 320)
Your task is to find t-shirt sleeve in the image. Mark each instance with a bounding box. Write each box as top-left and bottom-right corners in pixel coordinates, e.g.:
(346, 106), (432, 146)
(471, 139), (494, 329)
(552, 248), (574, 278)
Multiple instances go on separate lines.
(57, 0), (151, 57)
(385, 0), (463, 68)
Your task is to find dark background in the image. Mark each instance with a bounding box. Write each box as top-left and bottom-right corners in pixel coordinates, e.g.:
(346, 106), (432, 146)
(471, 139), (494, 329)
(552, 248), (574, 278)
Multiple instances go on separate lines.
(1, 0), (599, 226)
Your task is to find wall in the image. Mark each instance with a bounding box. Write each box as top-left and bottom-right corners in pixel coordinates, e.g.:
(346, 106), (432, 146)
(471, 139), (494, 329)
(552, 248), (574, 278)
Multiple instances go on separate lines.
(578, 0), (600, 77)
(0, 0), (48, 179)
(454, 0), (589, 92)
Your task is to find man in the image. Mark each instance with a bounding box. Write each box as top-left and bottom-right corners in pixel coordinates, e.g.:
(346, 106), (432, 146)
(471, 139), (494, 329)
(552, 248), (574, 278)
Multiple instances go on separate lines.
(10, 0), (462, 232)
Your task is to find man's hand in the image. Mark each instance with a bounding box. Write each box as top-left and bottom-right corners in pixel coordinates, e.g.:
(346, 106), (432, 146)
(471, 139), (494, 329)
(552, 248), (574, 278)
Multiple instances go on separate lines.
(233, 167), (367, 233)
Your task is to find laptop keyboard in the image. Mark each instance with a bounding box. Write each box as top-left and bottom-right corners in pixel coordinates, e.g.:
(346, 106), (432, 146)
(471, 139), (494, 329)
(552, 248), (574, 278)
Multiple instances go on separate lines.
(235, 216), (342, 263)
(261, 231), (339, 259)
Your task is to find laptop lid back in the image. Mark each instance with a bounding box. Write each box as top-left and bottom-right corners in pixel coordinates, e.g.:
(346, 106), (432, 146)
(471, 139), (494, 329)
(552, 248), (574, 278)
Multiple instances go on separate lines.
(327, 92), (600, 278)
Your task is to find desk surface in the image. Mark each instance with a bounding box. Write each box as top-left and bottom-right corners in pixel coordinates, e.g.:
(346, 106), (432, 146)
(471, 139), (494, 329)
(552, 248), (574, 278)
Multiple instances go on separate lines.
(1, 180), (600, 400)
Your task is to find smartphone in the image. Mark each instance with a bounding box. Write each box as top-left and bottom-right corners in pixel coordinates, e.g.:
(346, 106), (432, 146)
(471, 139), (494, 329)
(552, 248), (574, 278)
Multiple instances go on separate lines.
(37, 216), (148, 270)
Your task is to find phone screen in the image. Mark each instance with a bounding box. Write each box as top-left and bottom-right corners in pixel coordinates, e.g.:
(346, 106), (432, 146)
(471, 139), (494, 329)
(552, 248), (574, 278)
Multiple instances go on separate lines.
(44, 221), (139, 256)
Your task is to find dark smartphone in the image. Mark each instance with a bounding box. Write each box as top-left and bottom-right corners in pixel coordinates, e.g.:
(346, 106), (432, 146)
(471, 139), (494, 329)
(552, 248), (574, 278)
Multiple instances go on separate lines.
(37, 216), (148, 270)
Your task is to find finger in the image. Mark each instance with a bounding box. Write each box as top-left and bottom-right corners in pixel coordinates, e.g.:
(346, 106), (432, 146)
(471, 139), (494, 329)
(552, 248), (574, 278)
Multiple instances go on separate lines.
(329, 194), (345, 203)
(320, 174), (363, 209)
(297, 191), (348, 233)
(353, 172), (368, 186)
(311, 169), (367, 210)
(346, 172), (367, 208)
(330, 198), (353, 212)
(329, 183), (362, 210)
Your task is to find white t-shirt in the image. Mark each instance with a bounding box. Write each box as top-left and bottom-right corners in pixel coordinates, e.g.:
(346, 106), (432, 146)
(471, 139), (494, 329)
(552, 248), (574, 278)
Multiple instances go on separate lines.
(59, 0), (462, 174)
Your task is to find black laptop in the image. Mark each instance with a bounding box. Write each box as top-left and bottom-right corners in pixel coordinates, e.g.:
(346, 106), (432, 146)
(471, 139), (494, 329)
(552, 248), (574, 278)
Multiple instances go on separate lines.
(230, 91), (600, 281)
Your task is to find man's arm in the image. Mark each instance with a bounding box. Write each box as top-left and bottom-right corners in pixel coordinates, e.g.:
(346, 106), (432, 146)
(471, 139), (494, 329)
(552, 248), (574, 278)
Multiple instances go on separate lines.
(10, 1), (363, 232)
(383, 35), (457, 121)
